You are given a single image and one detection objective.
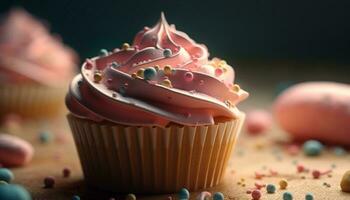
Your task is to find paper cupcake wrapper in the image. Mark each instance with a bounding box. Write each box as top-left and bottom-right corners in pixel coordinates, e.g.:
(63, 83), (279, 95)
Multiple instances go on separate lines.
(0, 84), (66, 118)
(67, 113), (245, 193)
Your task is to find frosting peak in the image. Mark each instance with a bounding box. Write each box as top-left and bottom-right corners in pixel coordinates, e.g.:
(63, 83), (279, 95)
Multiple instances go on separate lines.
(66, 13), (248, 127)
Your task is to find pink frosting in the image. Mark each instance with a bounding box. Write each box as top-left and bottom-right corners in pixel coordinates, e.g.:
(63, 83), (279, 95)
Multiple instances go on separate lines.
(66, 13), (248, 127)
(0, 9), (77, 86)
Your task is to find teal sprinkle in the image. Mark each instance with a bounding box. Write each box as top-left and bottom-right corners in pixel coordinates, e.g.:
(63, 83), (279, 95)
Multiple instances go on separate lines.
(283, 192), (293, 200)
(178, 188), (190, 199)
(333, 146), (347, 156)
(213, 192), (224, 200)
(305, 192), (314, 200)
(303, 140), (323, 156)
(72, 195), (80, 200)
(143, 67), (157, 81)
(0, 168), (14, 183)
(0, 184), (31, 200)
(39, 131), (52, 143)
(100, 49), (109, 56)
(266, 184), (276, 193)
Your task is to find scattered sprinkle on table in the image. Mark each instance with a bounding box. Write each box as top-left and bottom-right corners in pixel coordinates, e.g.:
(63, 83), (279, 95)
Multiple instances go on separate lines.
(39, 130), (52, 143)
(63, 167), (71, 178)
(302, 140), (323, 156)
(251, 189), (261, 200)
(305, 192), (314, 200)
(266, 184), (276, 193)
(72, 195), (80, 200)
(213, 192), (224, 200)
(279, 179), (288, 189)
(43, 176), (55, 188)
(340, 170), (350, 193)
(283, 191), (293, 200)
(0, 168), (14, 183)
(178, 188), (189, 199)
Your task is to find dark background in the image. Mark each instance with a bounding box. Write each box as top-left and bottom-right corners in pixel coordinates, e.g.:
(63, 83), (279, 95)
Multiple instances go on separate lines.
(1, 0), (349, 86)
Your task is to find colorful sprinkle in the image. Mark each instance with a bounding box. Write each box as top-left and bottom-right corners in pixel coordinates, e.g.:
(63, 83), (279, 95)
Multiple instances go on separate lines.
(85, 59), (93, 69)
(215, 68), (223, 76)
(163, 48), (172, 57)
(43, 176), (55, 188)
(63, 168), (71, 178)
(303, 140), (323, 156)
(184, 71), (194, 82)
(163, 65), (172, 75)
(100, 49), (109, 56)
(122, 43), (130, 50)
(136, 68), (144, 78)
(39, 130), (52, 143)
(213, 192), (224, 200)
(283, 192), (293, 200)
(196, 191), (211, 200)
(305, 193), (314, 200)
(178, 188), (190, 199)
(266, 184), (276, 194)
(279, 179), (288, 189)
(0, 168), (14, 183)
(110, 62), (119, 68)
(312, 170), (321, 179)
(0, 184), (31, 200)
(232, 84), (240, 92)
(341, 170), (350, 192)
(333, 146), (347, 156)
(72, 195), (80, 200)
(161, 79), (172, 88)
(251, 189), (261, 200)
(0, 180), (8, 185)
(126, 193), (136, 200)
(144, 67), (157, 80)
(93, 71), (103, 83)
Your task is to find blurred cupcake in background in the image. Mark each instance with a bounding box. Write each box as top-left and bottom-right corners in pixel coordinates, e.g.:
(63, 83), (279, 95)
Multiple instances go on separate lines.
(0, 8), (78, 119)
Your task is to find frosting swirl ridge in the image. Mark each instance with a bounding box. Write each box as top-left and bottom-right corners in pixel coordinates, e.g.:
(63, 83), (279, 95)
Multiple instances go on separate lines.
(66, 13), (248, 127)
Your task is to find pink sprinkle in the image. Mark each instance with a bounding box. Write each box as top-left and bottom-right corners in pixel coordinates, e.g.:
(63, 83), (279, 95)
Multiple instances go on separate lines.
(255, 172), (265, 180)
(254, 182), (266, 190)
(251, 189), (261, 200)
(269, 169), (278, 176)
(286, 144), (300, 155)
(297, 164), (305, 173)
(184, 72), (194, 82)
(85, 59), (93, 69)
(312, 170), (321, 179)
(215, 68), (223, 76)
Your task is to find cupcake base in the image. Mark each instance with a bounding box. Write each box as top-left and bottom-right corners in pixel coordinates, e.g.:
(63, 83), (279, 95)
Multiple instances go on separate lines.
(0, 84), (66, 119)
(67, 113), (245, 193)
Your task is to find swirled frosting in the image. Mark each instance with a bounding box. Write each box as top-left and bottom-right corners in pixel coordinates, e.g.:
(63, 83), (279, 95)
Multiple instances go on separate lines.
(0, 9), (77, 87)
(66, 13), (248, 127)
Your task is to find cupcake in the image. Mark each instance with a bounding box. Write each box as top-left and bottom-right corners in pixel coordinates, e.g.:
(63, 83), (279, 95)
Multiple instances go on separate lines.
(0, 9), (77, 119)
(66, 13), (248, 193)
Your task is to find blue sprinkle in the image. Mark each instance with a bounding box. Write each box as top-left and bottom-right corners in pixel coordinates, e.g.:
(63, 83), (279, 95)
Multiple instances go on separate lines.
(303, 140), (323, 156)
(72, 195), (80, 200)
(305, 192), (314, 200)
(213, 192), (224, 200)
(110, 62), (119, 68)
(0, 184), (31, 200)
(39, 131), (52, 143)
(100, 49), (109, 56)
(143, 67), (157, 81)
(178, 188), (190, 199)
(118, 85), (127, 95)
(283, 192), (293, 200)
(163, 48), (172, 58)
(266, 184), (276, 194)
(333, 146), (347, 156)
(0, 168), (14, 183)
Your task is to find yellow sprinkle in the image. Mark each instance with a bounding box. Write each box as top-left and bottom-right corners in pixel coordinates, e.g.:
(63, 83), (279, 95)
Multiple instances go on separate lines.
(122, 43), (130, 50)
(93, 72), (102, 83)
(232, 84), (240, 92)
(279, 179), (288, 189)
(218, 60), (227, 67)
(163, 65), (172, 75)
(161, 79), (172, 87)
(136, 69), (144, 78)
(154, 65), (160, 71)
(131, 73), (137, 78)
(241, 178), (245, 182)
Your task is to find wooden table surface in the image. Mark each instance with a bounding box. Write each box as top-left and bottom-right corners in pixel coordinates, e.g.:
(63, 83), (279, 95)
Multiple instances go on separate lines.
(3, 61), (350, 200)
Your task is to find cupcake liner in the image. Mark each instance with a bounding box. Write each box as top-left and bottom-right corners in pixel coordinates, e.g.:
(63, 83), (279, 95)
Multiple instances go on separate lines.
(67, 113), (245, 193)
(0, 84), (66, 118)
